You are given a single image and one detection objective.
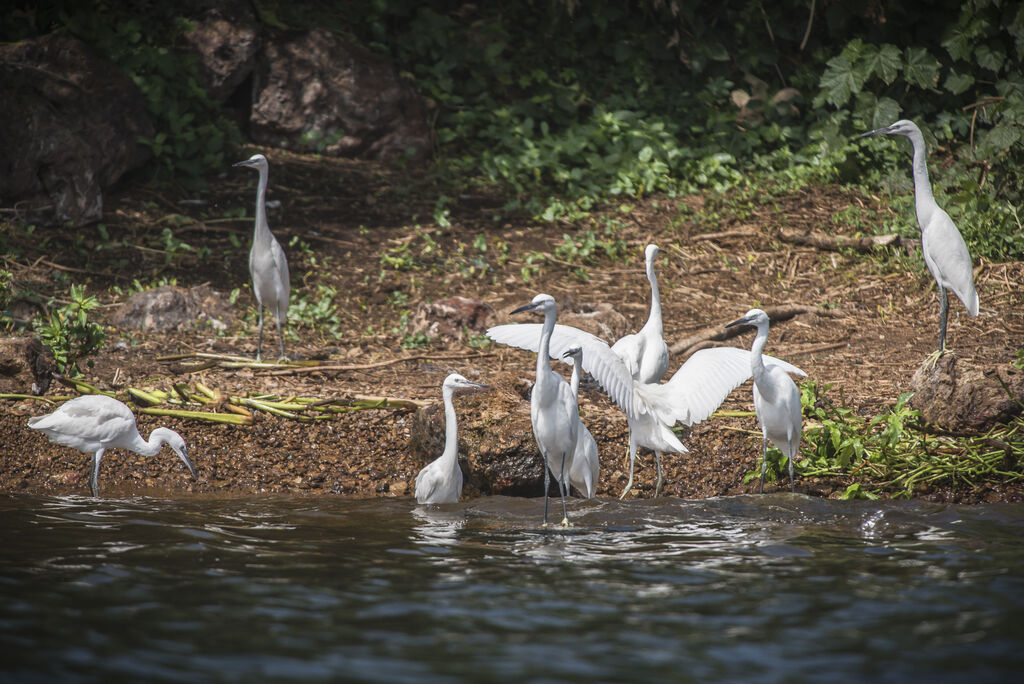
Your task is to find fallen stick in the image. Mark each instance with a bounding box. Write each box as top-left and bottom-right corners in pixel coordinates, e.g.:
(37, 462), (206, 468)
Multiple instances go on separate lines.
(777, 229), (916, 253)
(139, 407), (253, 425)
(670, 305), (844, 355)
(267, 352), (494, 376)
(785, 341), (850, 358)
(691, 230), (759, 242)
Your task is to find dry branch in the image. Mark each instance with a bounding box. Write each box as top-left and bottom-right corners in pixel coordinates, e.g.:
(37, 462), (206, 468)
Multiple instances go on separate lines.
(776, 228), (915, 253)
(670, 305), (845, 355)
(267, 352), (493, 376)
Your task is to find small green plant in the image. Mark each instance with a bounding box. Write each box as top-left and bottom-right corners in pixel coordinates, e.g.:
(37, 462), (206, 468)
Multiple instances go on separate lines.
(33, 284), (108, 377)
(287, 284), (343, 340)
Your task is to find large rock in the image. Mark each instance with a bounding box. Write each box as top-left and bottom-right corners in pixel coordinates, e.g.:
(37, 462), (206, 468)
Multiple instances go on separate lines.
(909, 355), (1024, 431)
(181, 0), (261, 104)
(0, 34), (154, 227)
(112, 285), (234, 333)
(251, 29), (431, 162)
(0, 337), (55, 395)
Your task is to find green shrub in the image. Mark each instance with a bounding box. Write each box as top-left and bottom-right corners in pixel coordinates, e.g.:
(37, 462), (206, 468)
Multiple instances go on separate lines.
(33, 284), (108, 377)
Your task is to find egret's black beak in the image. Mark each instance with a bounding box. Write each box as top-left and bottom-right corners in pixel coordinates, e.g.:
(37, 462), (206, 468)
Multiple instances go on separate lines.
(858, 126), (890, 138)
(233, 159), (255, 167)
(178, 447), (198, 480)
(460, 381), (491, 394)
(725, 316), (755, 329)
(510, 302), (539, 315)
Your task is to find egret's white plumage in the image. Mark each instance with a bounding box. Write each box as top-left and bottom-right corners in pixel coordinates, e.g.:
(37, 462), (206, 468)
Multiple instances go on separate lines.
(487, 320), (806, 498)
(563, 346), (599, 499)
(860, 120), (979, 351)
(414, 373), (488, 505)
(234, 153), (291, 361)
(28, 395), (196, 497)
(511, 294), (579, 526)
(726, 309), (803, 492)
(610, 244), (670, 384)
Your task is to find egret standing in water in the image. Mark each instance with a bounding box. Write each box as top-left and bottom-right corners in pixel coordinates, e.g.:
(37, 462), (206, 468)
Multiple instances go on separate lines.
(510, 294), (578, 526)
(860, 120), (979, 353)
(28, 395), (196, 497)
(234, 153), (291, 361)
(563, 346), (599, 499)
(414, 373), (489, 505)
(726, 309), (804, 493)
(488, 320), (805, 498)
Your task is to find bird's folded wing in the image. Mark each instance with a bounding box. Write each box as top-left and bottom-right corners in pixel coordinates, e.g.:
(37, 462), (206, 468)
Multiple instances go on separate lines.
(486, 323), (634, 416)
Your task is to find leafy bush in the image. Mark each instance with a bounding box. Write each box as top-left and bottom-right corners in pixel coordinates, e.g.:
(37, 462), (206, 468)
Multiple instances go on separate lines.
(33, 284), (108, 377)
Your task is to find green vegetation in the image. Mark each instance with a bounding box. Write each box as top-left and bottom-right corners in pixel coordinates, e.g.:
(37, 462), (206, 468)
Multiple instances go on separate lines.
(751, 381), (1024, 498)
(32, 285), (108, 377)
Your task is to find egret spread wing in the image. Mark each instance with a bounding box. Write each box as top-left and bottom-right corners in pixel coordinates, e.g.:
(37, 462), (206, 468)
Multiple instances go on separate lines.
(610, 333), (642, 377)
(639, 347), (752, 427)
(762, 356), (807, 377)
(487, 323), (635, 415)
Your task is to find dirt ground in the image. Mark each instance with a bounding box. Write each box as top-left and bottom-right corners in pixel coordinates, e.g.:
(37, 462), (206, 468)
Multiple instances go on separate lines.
(2, 150), (1023, 503)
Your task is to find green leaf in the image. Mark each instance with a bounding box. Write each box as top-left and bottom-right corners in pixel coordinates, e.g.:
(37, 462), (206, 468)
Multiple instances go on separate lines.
(902, 47), (940, 89)
(869, 95), (902, 129)
(818, 55), (861, 107)
(864, 44), (902, 85)
(975, 45), (1005, 73)
(944, 70), (975, 95)
(978, 124), (1022, 157)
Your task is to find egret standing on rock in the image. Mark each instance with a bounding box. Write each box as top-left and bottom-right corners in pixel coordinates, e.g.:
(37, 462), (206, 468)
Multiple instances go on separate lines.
(234, 153), (291, 361)
(860, 120), (979, 353)
(511, 294), (578, 526)
(563, 346), (599, 499)
(28, 395), (196, 497)
(726, 309), (803, 493)
(414, 373), (489, 505)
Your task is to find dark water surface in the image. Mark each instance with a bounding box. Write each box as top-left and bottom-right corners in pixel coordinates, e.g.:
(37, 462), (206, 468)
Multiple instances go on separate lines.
(1, 493), (1022, 683)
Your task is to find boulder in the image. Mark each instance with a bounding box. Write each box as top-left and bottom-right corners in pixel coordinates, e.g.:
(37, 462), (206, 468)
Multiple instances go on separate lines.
(909, 354), (1024, 432)
(180, 0), (261, 104)
(0, 34), (154, 227)
(112, 285), (234, 333)
(251, 29), (431, 162)
(0, 337), (55, 395)
(408, 296), (494, 342)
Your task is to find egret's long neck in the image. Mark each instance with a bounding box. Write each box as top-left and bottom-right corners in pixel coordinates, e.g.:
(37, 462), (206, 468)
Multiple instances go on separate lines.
(644, 258), (663, 335)
(749, 322), (771, 395)
(570, 359), (581, 400)
(907, 130), (934, 205)
(135, 431), (167, 457)
(254, 166), (271, 243)
(440, 386), (459, 466)
(535, 308), (557, 392)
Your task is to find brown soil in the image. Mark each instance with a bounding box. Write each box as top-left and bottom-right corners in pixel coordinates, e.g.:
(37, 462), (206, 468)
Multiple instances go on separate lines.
(3, 150), (1023, 503)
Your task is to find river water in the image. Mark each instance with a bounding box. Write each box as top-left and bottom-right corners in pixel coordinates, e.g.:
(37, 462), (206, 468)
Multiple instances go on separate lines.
(1, 493), (1022, 682)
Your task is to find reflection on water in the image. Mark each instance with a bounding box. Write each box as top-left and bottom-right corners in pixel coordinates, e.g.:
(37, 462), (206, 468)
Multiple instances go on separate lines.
(2, 493), (1023, 682)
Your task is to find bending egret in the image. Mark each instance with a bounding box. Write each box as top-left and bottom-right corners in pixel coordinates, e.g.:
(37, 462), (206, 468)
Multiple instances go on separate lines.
(860, 120), (979, 352)
(611, 244), (669, 383)
(563, 346), (599, 499)
(234, 153), (291, 361)
(414, 373), (489, 505)
(488, 320), (806, 498)
(28, 395), (196, 497)
(726, 309), (803, 493)
(511, 294), (578, 526)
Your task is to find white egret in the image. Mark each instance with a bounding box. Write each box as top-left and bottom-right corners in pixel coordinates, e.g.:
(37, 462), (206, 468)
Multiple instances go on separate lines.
(510, 294), (578, 526)
(414, 373), (489, 505)
(726, 309), (803, 493)
(234, 153), (291, 361)
(611, 243), (669, 383)
(28, 395), (196, 497)
(563, 346), (599, 499)
(488, 318), (805, 499)
(860, 120), (979, 353)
